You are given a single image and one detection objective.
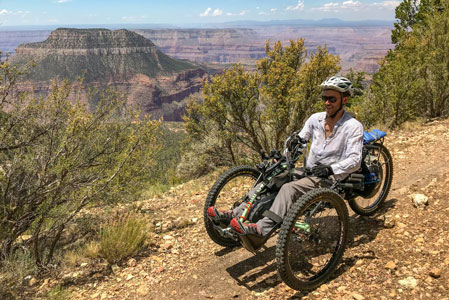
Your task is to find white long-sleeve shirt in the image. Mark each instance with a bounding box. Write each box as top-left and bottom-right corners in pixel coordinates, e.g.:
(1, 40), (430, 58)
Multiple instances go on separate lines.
(299, 111), (364, 180)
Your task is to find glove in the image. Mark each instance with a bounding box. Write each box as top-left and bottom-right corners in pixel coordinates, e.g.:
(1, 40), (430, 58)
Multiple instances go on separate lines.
(286, 133), (307, 152)
(311, 164), (333, 178)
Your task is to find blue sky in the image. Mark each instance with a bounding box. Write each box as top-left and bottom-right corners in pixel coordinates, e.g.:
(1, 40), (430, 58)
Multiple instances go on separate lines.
(0, 0), (401, 26)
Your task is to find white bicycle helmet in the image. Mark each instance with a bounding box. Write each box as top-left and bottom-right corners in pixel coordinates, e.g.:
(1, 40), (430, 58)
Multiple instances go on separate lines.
(320, 76), (354, 96)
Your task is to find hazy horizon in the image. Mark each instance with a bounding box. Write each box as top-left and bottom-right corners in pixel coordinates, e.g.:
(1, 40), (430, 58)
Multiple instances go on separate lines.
(0, 18), (395, 31)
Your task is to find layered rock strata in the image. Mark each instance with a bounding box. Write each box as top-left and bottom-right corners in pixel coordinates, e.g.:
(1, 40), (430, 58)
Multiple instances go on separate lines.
(11, 28), (206, 120)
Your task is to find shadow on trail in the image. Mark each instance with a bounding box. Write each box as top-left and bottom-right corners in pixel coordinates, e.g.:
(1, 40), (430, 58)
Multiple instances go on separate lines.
(214, 245), (239, 257)
(225, 244), (281, 291)
(224, 198), (398, 297)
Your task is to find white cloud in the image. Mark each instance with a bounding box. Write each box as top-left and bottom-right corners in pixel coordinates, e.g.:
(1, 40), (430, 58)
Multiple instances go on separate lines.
(200, 7), (223, 17)
(286, 0), (305, 11)
(270, 8), (278, 12)
(55, 0), (72, 3)
(314, 0), (399, 12)
(200, 7), (212, 17)
(259, 11), (269, 15)
(342, 0), (361, 8)
(0, 9), (30, 16)
(226, 10), (247, 16)
(372, 1), (401, 9)
(314, 2), (339, 12)
(212, 8), (223, 16)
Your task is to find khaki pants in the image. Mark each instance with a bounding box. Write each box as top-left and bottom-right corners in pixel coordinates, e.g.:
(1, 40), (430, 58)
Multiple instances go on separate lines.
(232, 169), (334, 236)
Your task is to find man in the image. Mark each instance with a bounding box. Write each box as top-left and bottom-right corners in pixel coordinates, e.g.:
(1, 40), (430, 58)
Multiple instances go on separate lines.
(208, 76), (364, 237)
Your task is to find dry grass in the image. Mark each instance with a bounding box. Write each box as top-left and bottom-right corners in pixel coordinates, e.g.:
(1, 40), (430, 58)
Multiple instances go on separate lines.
(97, 212), (151, 264)
(399, 118), (425, 131)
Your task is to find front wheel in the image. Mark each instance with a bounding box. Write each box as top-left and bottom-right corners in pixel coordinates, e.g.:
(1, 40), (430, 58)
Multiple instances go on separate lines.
(276, 188), (349, 291)
(204, 165), (260, 247)
(349, 143), (393, 216)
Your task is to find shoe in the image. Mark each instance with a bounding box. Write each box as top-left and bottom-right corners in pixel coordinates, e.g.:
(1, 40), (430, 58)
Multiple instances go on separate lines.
(230, 217), (261, 236)
(207, 207), (233, 225)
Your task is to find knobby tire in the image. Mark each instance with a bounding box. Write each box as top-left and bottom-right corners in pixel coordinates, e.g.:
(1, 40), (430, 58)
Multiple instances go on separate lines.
(204, 165), (260, 247)
(349, 143), (393, 216)
(276, 188), (349, 291)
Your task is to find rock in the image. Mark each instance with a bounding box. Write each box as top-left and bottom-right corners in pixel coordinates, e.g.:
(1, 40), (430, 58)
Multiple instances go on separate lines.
(100, 292), (107, 299)
(192, 217), (199, 223)
(154, 267), (164, 273)
(126, 274), (134, 281)
(385, 261), (396, 270)
(411, 193), (429, 208)
(111, 264), (120, 274)
(162, 242), (173, 250)
(383, 215), (396, 228)
(22, 275), (32, 286)
(163, 235), (173, 240)
(397, 187), (408, 195)
(337, 286), (347, 292)
(80, 262), (89, 267)
(429, 268), (441, 278)
(398, 277), (418, 288)
(28, 277), (38, 287)
(137, 285), (150, 296)
(415, 237), (424, 243)
(127, 258), (137, 267)
(352, 293), (365, 300)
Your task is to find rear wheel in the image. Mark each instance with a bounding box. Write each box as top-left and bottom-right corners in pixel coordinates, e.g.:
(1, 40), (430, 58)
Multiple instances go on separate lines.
(204, 165), (260, 247)
(349, 143), (393, 216)
(276, 188), (349, 291)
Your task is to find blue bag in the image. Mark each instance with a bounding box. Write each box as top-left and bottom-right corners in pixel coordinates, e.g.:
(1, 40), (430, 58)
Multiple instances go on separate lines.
(363, 129), (387, 145)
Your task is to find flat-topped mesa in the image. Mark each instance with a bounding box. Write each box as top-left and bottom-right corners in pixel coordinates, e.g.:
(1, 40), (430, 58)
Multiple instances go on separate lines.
(11, 28), (200, 82)
(15, 28), (158, 56)
(10, 28), (206, 121)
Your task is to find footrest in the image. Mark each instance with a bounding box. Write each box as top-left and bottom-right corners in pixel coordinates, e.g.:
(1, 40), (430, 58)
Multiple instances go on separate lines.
(237, 225), (280, 254)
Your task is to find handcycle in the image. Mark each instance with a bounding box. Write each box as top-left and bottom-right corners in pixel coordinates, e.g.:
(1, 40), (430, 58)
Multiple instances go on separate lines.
(203, 129), (393, 290)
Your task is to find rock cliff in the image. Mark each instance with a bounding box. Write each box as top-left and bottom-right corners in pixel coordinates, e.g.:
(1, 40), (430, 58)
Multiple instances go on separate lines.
(136, 26), (393, 72)
(11, 28), (206, 120)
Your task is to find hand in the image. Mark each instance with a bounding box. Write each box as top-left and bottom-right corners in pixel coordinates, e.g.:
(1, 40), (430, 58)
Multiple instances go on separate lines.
(311, 164), (333, 178)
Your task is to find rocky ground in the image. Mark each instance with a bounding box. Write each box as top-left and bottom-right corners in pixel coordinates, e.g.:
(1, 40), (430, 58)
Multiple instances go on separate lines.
(32, 119), (449, 299)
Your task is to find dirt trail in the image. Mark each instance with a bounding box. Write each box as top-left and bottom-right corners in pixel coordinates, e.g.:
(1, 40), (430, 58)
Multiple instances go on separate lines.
(66, 119), (449, 300)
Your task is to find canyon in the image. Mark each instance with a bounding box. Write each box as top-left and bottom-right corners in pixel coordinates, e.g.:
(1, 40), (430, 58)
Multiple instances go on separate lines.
(2, 24), (393, 120)
(1, 25), (393, 73)
(9, 28), (206, 121)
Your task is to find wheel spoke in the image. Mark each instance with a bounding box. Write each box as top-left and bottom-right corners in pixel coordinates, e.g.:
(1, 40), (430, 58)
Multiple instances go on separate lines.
(277, 189), (348, 290)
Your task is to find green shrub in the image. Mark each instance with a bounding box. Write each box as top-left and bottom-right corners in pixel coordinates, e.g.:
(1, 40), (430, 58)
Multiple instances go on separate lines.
(98, 212), (149, 264)
(0, 54), (160, 265)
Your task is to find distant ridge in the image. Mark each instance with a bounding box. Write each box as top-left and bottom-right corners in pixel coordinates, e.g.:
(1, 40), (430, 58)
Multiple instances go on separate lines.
(0, 18), (394, 31)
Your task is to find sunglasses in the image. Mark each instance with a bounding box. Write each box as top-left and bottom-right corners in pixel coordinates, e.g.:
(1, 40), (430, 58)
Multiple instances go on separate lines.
(321, 95), (338, 103)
